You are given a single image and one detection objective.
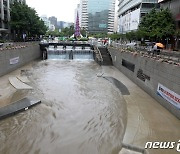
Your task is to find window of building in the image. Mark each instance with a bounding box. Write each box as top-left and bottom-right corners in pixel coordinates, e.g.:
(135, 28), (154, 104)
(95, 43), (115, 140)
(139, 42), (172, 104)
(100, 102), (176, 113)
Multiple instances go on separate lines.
(142, 3), (156, 8)
(141, 13), (146, 17)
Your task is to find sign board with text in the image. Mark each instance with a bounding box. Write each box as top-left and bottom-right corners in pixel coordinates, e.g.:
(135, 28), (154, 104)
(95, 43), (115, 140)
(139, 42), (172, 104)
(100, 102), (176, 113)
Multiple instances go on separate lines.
(157, 83), (180, 109)
(99, 24), (107, 28)
(10, 57), (19, 65)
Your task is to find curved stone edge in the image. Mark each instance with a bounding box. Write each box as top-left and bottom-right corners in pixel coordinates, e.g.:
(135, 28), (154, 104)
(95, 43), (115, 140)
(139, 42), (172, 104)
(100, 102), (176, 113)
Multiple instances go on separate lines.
(0, 97), (41, 120)
(9, 77), (33, 90)
(102, 76), (130, 95)
(16, 75), (30, 83)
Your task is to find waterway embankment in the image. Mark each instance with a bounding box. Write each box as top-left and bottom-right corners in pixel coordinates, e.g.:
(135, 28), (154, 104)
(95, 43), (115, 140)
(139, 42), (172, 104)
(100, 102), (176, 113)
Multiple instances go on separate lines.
(109, 47), (180, 119)
(0, 42), (40, 77)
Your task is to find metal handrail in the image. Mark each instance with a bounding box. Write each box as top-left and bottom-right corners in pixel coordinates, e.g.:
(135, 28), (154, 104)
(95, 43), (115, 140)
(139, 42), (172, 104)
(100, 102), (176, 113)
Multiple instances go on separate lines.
(96, 46), (103, 62)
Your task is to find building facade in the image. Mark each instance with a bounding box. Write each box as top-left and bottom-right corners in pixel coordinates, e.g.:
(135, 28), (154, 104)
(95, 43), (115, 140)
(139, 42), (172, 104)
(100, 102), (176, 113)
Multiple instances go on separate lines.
(0, 0), (10, 34)
(158, 0), (180, 49)
(11, 0), (26, 3)
(118, 0), (159, 33)
(57, 21), (64, 30)
(79, 0), (115, 34)
(158, 0), (180, 30)
(0, 0), (26, 39)
(80, 0), (88, 30)
(41, 15), (53, 31)
(49, 16), (58, 29)
(57, 21), (73, 31)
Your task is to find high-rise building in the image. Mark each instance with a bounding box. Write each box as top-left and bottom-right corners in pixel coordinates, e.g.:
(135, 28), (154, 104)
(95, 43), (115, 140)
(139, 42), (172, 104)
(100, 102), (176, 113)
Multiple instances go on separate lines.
(11, 0), (26, 4)
(57, 21), (65, 29)
(79, 0), (115, 34)
(49, 16), (58, 29)
(80, 0), (88, 30)
(0, 0), (26, 34)
(0, 0), (10, 35)
(41, 15), (54, 31)
(57, 21), (73, 31)
(118, 0), (159, 33)
(158, 0), (180, 29)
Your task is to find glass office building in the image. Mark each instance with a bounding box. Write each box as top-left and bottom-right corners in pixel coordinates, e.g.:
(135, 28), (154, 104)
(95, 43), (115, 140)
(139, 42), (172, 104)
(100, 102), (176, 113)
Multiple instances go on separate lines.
(80, 0), (115, 33)
(118, 0), (159, 33)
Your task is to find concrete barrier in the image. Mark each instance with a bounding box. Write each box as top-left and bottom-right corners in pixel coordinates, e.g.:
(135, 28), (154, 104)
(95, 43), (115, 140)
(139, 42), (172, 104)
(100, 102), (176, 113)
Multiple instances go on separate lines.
(0, 43), (40, 77)
(109, 47), (180, 119)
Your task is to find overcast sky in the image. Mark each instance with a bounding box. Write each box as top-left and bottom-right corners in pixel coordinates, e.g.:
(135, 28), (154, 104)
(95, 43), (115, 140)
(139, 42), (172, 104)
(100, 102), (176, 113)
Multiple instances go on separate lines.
(26, 0), (80, 22)
(26, 0), (118, 23)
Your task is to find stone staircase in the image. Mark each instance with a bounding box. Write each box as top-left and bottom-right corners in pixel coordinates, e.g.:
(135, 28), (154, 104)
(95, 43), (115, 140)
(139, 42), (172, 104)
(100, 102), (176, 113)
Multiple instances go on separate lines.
(98, 47), (113, 65)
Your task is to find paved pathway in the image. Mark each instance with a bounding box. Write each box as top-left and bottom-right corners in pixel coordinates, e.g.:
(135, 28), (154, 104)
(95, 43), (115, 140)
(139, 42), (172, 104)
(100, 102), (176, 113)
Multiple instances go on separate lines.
(0, 63), (32, 108)
(101, 66), (180, 154)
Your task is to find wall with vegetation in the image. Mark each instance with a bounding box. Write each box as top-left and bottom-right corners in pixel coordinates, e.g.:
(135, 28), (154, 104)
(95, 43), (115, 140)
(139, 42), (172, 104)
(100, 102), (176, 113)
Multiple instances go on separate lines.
(109, 47), (180, 119)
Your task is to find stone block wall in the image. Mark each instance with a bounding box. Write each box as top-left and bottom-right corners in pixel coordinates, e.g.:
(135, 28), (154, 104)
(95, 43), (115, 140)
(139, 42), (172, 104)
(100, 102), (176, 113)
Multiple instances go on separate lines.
(0, 44), (40, 77)
(109, 47), (180, 119)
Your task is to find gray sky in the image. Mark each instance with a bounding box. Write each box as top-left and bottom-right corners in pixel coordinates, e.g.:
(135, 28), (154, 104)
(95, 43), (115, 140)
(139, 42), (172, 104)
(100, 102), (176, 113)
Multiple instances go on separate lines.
(26, 0), (80, 22)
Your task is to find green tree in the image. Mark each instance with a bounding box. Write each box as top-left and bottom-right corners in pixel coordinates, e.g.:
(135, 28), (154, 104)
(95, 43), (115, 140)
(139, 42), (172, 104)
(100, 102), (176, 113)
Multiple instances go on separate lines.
(80, 27), (87, 37)
(175, 30), (180, 50)
(61, 25), (74, 37)
(46, 29), (60, 37)
(90, 32), (107, 38)
(10, 1), (47, 41)
(138, 8), (175, 41)
(45, 25), (75, 38)
(125, 31), (138, 41)
(108, 33), (121, 40)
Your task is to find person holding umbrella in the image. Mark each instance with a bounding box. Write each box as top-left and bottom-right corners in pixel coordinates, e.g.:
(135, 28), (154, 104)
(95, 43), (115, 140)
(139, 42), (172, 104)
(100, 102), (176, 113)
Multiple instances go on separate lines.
(153, 42), (164, 55)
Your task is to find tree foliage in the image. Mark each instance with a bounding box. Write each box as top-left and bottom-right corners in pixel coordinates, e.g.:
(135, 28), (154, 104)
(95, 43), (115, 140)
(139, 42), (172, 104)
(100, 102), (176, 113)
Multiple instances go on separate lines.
(46, 25), (75, 37)
(175, 30), (180, 37)
(138, 8), (175, 41)
(108, 33), (121, 40)
(10, 1), (47, 41)
(46, 29), (62, 37)
(90, 32), (107, 38)
(62, 25), (74, 36)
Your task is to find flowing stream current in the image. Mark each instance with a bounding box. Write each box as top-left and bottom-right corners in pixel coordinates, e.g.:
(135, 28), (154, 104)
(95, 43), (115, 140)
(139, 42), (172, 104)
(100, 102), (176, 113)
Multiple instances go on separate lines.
(0, 60), (127, 154)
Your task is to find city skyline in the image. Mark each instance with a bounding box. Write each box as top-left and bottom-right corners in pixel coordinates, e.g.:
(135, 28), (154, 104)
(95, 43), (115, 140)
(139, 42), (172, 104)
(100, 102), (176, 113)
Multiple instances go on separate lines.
(26, 0), (80, 22)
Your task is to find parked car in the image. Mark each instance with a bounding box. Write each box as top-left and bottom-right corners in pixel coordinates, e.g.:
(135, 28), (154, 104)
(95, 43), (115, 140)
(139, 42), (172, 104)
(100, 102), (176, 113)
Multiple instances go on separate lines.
(126, 42), (137, 48)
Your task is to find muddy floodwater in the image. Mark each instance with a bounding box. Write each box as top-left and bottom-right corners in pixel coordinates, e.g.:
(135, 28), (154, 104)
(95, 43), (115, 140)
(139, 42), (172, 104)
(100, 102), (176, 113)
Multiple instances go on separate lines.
(0, 60), (127, 154)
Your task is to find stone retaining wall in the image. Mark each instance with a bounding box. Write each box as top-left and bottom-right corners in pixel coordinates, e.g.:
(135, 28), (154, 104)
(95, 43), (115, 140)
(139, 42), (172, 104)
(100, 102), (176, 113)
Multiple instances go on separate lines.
(0, 43), (40, 77)
(109, 47), (180, 119)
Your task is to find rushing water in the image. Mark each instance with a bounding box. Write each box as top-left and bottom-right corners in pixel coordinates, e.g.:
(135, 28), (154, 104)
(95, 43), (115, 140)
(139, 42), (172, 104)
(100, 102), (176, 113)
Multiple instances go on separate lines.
(0, 60), (127, 154)
(47, 50), (94, 60)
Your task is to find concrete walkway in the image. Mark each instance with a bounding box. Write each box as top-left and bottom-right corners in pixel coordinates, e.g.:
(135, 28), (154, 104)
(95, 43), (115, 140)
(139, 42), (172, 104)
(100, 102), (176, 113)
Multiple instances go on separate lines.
(0, 63), (33, 108)
(9, 77), (32, 90)
(101, 66), (180, 154)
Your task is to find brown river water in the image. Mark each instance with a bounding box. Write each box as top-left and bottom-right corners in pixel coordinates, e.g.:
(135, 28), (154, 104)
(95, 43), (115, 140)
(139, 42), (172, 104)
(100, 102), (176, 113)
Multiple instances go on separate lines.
(0, 60), (127, 154)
